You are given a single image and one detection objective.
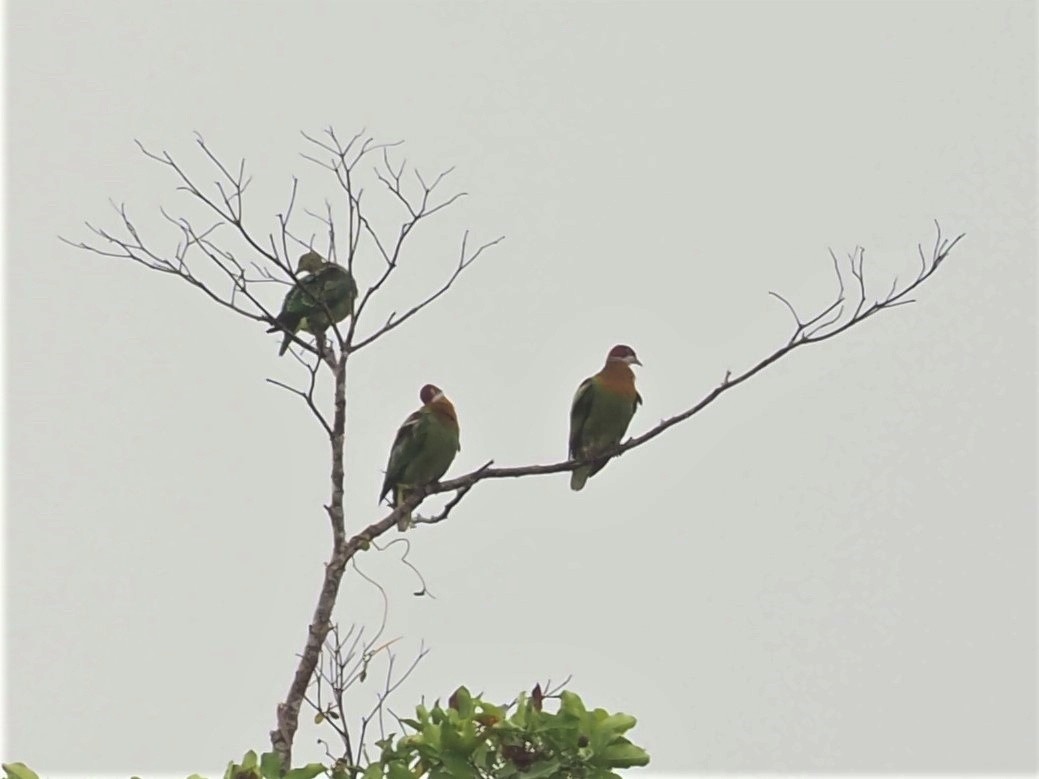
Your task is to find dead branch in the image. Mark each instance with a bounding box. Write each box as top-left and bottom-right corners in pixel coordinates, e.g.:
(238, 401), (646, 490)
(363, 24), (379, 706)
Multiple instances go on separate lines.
(349, 232), (506, 352)
(302, 546), (418, 772)
(358, 639), (430, 764)
(266, 355), (331, 438)
(411, 461), (494, 527)
(300, 134), (499, 354)
(66, 129), (498, 379)
(347, 222), (965, 550)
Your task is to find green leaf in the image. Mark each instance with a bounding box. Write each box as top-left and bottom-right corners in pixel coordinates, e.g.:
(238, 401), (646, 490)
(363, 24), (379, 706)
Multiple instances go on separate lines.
(362, 764), (383, 779)
(599, 741), (650, 768)
(510, 694), (528, 727)
(2, 764), (41, 779)
(441, 716), (479, 756)
(314, 711), (326, 724)
(430, 705), (448, 725)
(447, 685), (473, 717)
(595, 713), (637, 735)
(471, 742), (492, 771)
(185, 775), (209, 779)
(559, 691), (587, 719)
(236, 750), (260, 771)
(476, 701), (505, 722)
(259, 752), (283, 779)
(421, 720), (444, 752)
(387, 762), (413, 779)
(439, 752), (474, 778)
(284, 763), (328, 779)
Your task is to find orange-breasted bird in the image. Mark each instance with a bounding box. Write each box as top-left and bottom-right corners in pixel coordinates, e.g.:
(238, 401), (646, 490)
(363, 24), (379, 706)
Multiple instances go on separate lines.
(568, 345), (643, 491)
(380, 384), (461, 530)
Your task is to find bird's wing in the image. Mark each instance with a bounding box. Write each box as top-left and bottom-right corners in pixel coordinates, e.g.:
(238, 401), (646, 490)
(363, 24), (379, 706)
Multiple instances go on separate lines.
(380, 409), (428, 503)
(291, 266), (357, 321)
(320, 267), (358, 314)
(267, 277), (312, 332)
(276, 273), (323, 318)
(299, 272), (332, 307)
(323, 266), (357, 294)
(634, 390), (643, 414)
(568, 376), (596, 459)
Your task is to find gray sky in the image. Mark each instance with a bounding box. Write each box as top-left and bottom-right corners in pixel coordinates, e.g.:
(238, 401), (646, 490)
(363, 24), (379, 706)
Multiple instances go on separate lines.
(5, 0), (1036, 774)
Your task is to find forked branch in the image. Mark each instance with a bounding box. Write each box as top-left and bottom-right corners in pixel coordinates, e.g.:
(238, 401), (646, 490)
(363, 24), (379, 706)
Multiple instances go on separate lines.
(348, 222), (965, 543)
(273, 222), (962, 767)
(64, 130), (501, 771)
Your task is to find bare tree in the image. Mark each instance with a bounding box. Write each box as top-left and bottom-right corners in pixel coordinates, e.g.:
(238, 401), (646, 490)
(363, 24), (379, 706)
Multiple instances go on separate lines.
(66, 126), (964, 770)
(305, 564), (430, 774)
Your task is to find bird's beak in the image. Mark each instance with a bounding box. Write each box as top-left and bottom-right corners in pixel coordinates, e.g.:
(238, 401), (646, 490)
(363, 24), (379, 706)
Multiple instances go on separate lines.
(632, 357), (643, 367)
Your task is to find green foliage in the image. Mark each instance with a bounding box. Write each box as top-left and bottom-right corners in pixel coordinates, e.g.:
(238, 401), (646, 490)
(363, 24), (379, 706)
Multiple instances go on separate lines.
(364, 685), (649, 779)
(218, 750), (325, 779)
(3, 687), (648, 779)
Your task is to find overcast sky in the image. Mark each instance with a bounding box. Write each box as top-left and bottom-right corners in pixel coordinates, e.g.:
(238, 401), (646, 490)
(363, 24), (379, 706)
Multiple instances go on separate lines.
(4, 0), (1036, 775)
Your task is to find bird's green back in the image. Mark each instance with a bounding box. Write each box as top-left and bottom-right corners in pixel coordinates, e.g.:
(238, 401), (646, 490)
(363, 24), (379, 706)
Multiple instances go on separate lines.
(382, 407), (460, 503)
(283, 264), (357, 332)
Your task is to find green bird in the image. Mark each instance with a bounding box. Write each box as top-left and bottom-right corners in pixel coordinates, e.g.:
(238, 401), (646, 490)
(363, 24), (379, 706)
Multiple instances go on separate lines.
(266, 251), (358, 355)
(568, 344), (643, 491)
(380, 384), (461, 530)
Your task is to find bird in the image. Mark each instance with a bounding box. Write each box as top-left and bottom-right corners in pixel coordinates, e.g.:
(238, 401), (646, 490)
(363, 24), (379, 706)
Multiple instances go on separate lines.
(380, 384), (461, 530)
(266, 250), (358, 355)
(568, 344), (643, 491)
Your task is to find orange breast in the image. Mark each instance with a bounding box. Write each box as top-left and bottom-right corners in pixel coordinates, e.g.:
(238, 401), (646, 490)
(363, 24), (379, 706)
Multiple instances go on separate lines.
(597, 362), (638, 400)
(429, 398), (459, 428)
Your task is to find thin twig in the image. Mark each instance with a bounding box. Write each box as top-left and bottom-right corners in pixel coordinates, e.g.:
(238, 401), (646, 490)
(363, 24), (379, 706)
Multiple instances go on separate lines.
(346, 224), (965, 554)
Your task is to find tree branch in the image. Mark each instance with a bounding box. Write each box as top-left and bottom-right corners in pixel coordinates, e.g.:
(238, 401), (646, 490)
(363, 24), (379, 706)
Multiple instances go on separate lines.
(68, 127), (505, 772)
(271, 351), (351, 767)
(349, 232), (506, 352)
(347, 222), (965, 548)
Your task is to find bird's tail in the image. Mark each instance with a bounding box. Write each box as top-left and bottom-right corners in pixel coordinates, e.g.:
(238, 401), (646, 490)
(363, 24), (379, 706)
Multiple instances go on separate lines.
(395, 487), (413, 531)
(265, 316), (288, 334)
(267, 314), (301, 356)
(570, 465), (590, 491)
